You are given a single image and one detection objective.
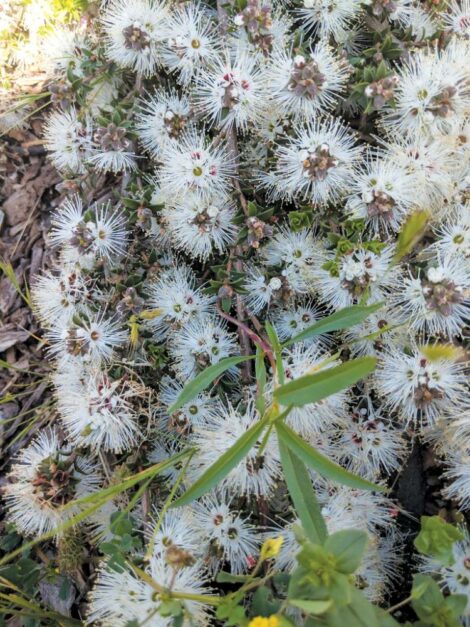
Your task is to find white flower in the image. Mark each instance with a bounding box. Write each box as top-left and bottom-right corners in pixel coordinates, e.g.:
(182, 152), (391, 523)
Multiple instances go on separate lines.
(88, 557), (211, 626)
(54, 364), (141, 453)
(31, 264), (92, 327)
(336, 398), (406, 478)
(88, 122), (137, 173)
(243, 265), (279, 314)
(163, 2), (221, 85)
(47, 312), (128, 365)
(101, 0), (169, 76)
(374, 345), (467, 425)
(148, 509), (201, 558)
(157, 375), (221, 433)
(312, 244), (396, 310)
(320, 485), (396, 534)
(271, 300), (331, 347)
(4, 429), (102, 537)
(168, 315), (238, 380)
(146, 264), (215, 340)
(297, 0), (363, 39)
(261, 118), (361, 205)
(381, 47), (470, 140)
(385, 135), (458, 210)
(189, 403), (281, 497)
(443, 449), (470, 512)
(163, 195), (237, 260)
(431, 203), (470, 262)
(50, 197), (128, 264)
(43, 27), (90, 76)
(345, 152), (414, 234)
(192, 494), (261, 574)
(43, 108), (91, 174)
(136, 89), (192, 157)
(443, 0), (470, 37)
(195, 49), (267, 131)
(157, 129), (234, 202)
(267, 43), (350, 119)
(261, 227), (318, 294)
(390, 255), (470, 336)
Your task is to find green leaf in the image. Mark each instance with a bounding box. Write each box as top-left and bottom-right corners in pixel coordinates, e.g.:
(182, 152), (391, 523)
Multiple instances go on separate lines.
(276, 422), (384, 492)
(283, 303), (383, 347)
(167, 355), (255, 413)
(255, 346), (267, 415)
(414, 516), (463, 566)
(347, 588), (381, 627)
(278, 438), (327, 544)
(216, 571), (259, 584)
(251, 586), (281, 617)
(274, 357), (377, 407)
(325, 530), (368, 574)
(393, 210), (430, 263)
(265, 321), (285, 384)
(289, 599), (332, 615)
(171, 414), (269, 507)
(410, 575), (464, 626)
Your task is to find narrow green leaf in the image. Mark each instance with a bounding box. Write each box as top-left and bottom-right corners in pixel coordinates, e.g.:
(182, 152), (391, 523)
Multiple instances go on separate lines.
(216, 571), (260, 584)
(255, 346), (267, 415)
(171, 414), (269, 507)
(283, 303), (383, 348)
(274, 357), (377, 407)
(393, 209), (430, 263)
(289, 599), (333, 615)
(276, 422), (385, 492)
(168, 355), (255, 413)
(278, 438), (327, 544)
(265, 321), (285, 384)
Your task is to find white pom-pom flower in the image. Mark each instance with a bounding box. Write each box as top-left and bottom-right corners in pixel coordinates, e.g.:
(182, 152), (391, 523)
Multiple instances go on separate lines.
(5, 429), (101, 537)
(101, 0), (169, 76)
(260, 118), (361, 205)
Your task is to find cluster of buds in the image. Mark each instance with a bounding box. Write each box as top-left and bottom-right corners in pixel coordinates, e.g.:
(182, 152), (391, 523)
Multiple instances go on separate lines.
(427, 85), (458, 119)
(364, 189), (396, 220)
(413, 359), (445, 410)
(49, 81), (74, 110)
(190, 205), (220, 232)
(288, 55), (326, 99)
(301, 144), (338, 181)
(122, 21), (151, 51)
(364, 75), (399, 109)
(94, 123), (131, 152)
(423, 267), (466, 316)
(116, 287), (145, 316)
(163, 109), (188, 139)
(234, 0), (273, 55)
(246, 216), (273, 249)
(367, 0), (398, 18)
(32, 455), (77, 506)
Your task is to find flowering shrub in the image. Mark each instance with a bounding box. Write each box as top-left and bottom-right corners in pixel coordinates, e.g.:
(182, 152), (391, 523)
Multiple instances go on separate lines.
(2, 0), (470, 624)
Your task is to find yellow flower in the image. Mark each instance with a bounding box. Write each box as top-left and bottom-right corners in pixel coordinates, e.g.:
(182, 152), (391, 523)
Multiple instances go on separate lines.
(260, 536), (284, 560)
(248, 615), (280, 627)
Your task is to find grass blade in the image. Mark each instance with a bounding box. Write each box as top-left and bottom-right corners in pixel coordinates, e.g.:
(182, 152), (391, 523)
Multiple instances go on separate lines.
(171, 415), (269, 508)
(278, 436), (327, 544)
(276, 421), (384, 492)
(282, 303), (383, 348)
(274, 357), (377, 407)
(168, 355), (255, 413)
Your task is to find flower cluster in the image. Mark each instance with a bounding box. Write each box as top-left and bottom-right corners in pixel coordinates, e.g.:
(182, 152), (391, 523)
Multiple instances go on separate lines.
(4, 0), (470, 624)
